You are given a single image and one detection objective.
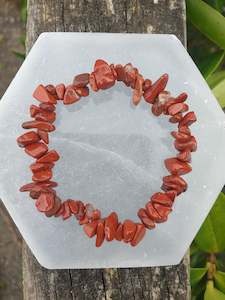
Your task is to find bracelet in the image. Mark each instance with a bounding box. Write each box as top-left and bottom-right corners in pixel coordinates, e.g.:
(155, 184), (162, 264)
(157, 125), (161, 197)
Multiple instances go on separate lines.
(17, 59), (197, 247)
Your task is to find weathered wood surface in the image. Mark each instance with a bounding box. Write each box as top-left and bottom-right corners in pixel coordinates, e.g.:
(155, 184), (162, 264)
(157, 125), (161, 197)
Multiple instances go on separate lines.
(24, 1), (190, 299)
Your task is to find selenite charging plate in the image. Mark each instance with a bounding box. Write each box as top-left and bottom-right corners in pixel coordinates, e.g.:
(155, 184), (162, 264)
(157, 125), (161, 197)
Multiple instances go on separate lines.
(0, 33), (225, 269)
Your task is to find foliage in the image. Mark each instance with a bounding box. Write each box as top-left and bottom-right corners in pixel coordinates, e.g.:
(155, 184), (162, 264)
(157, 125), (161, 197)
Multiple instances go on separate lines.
(187, 1), (225, 298)
(187, 0), (225, 108)
(190, 194), (225, 299)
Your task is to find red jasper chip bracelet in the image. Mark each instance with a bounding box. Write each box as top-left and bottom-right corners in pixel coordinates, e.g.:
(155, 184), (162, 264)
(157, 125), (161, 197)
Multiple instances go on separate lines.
(17, 59), (197, 248)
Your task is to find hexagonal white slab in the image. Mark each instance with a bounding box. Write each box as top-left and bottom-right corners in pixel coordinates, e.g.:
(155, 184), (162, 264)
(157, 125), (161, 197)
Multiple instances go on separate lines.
(0, 33), (225, 269)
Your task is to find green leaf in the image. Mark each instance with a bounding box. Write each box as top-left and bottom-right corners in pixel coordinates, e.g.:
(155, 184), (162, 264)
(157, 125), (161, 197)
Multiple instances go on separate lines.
(207, 71), (225, 88)
(212, 78), (225, 108)
(216, 253), (225, 272)
(192, 278), (207, 299)
(204, 281), (225, 300)
(190, 241), (200, 256)
(214, 0), (225, 12)
(191, 268), (208, 286)
(207, 70), (225, 107)
(215, 271), (225, 294)
(191, 251), (207, 268)
(199, 51), (225, 79)
(186, 0), (225, 50)
(195, 193), (225, 253)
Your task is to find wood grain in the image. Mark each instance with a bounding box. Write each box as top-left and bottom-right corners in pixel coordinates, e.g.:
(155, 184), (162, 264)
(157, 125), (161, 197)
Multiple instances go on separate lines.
(24, 1), (190, 299)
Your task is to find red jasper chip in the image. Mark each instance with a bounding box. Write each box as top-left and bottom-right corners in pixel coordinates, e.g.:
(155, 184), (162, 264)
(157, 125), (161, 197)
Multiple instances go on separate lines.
(174, 136), (197, 152)
(168, 103), (189, 116)
(19, 181), (57, 193)
(45, 85), (57, 96)
(179, 125), (191, 136)
(114, 64), (126, 81)
(32, 186), (56, 195)
(145, 202), (163, 223)
(105, 212), (118, 241)
(171, 131), (191, 142)
(39, 103), (56, 112)
(45, 196), (61, 217)
(35, 110), (56, 123)
(177, 150), (191, 162)
(96, 221), (105, 247)
(33, 84), (57, 104)
(153, 203), (172, 222)
(25, 142), (48, 158)
(179, 111), (197, 127)
(36, 192), (55, 212)
(152, 101), (163, 116)
(110, 64), (118, 80)
(165, 190), (177, 202)
(38, 130), (49, 144)
(143, 79), (152, 91)
(75, 201), (85, 220)
(89, 73), (98, 91)
(143, 74), (169, 104)
(30, 162), (54, 173)
(163, 174), (187, 187)
(169, 113), (183, 123)
(141, 217), (155, 229)
(36, 150), (60, 163)
(132, 74), (144, 105)
(68, 200), (79, 214)
(36, 181), (57, 188)
(131, 224), (146, 247)
(151, 192), (173, 207)
(93, 59), (115, 90)
(123, 220), (137, 243)
(115, 223), (123, 241)
(91, 209), (101, 221)
(163, 93), (188, 114)
(162, 175), (187, 194)
(138, 208), (156, 229)
(55, 83), (65, 100)
(163, 98), (177, 114)
(30, 104), (41, 117)
(164, 158), (192, 175)
(75, 86), (89, 97)
(176, 92), (188, 102)
(73, 73), (90, 88)
(55, 203), (65, 217)
(79, 215), (89, 225)
(63, 88), (80, 105)
(32, 169), (53, 182)
(22, 120), (55, 132)
(83, 221), (98, 238)
(62, 201), (72, 220)
(17, 131), (40, 147)
(30, 190), (41, 199)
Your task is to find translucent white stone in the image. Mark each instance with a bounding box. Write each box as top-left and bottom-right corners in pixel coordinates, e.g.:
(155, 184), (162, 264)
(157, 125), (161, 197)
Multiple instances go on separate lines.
(0, 33), (225, 269)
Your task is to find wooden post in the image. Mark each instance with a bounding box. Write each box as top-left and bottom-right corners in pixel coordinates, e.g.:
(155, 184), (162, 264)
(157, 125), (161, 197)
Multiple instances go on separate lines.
(24, 1), (190, 299)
